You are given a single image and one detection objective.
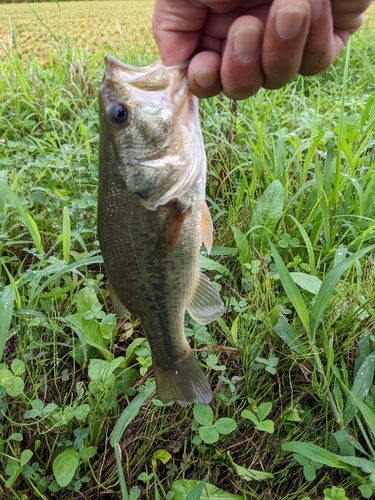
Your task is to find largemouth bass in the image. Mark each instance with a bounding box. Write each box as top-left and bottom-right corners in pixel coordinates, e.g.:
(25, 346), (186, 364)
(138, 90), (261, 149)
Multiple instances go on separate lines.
(98, 56), (223, 404)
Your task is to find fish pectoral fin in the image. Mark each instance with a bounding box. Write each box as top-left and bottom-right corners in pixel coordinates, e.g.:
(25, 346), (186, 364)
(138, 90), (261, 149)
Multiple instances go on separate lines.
(153, 348), (212, 404)
(201, 201), (213, 254)
(187, 271), (224, 325)
(158, 201), (191, 255)
(108, 281), (129, 318)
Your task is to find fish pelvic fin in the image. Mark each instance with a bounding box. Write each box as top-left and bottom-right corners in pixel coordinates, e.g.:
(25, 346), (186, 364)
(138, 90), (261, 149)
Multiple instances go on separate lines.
(187, 271), (224, 325)
(108, 281), (129, 318)
(154, 350), (212, 404)
(201, 201), (213, 254)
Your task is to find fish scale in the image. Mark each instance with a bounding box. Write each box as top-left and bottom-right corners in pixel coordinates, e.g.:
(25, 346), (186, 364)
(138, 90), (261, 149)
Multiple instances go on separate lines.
(98, 56), (224, 403)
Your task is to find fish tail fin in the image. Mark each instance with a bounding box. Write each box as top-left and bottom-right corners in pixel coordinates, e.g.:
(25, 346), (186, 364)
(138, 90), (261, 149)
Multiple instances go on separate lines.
(153, 350), (212, 404)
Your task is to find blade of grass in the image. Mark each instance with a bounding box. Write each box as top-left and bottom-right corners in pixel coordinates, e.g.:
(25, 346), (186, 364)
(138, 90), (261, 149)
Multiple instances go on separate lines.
(78, 117), (91, 164)
(314, 157), (330, 251)
(28, 4), (60, 43)
(110, 382), (156, 446)
(0, 180), (44, 255)
(185, 476), (208, 500)
(334, 37), (351, 203)
(270, 241), (310, 336)
(311, 244), (375, 339)
(0, 284), (15, 361)
(287, 215), (315, 275)
(344, 352), (375, 426)
(111, 382), (156, 500)
(0, 40), (31, 102)
(351, 393), (375, 440)
(0, 170), (7, 214)
(30, 255), (103, 303)
(273, 313), (307, 355)
(282, 442), (359, 476)
(62, 206), (71, 264)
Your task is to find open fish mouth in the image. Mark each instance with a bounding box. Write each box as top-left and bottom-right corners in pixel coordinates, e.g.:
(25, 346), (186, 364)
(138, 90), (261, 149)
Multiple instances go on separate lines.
(102, 56), (189, 93)
(105, 55), (189, 72)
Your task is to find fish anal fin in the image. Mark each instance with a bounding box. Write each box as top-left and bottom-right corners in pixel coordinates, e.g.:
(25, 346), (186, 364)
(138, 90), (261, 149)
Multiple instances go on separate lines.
(108, 281), (129, 318)
(201, 201), (213, 254)
(158, 201), (191, 255)
(153, 349), (212, 404)
(187, 270), (224, 325)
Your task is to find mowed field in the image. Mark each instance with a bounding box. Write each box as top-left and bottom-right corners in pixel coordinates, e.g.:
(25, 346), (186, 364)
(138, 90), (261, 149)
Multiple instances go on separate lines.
(0, 0), (157, 60)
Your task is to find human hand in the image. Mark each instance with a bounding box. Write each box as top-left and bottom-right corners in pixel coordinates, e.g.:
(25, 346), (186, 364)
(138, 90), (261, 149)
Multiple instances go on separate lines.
(152, 0), (371, 99)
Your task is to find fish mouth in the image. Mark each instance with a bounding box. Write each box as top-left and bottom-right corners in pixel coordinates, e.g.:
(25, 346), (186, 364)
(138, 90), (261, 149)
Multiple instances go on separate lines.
(103, 56), (190, 93)
(105, 55), (189, 72)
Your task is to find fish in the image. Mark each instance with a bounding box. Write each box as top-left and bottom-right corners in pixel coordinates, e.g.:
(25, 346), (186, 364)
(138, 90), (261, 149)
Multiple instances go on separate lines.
(98, 56), (224, 404)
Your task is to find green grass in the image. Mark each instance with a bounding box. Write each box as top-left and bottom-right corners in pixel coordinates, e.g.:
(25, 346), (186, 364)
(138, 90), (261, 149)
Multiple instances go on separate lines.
(1, 3), (375, 499)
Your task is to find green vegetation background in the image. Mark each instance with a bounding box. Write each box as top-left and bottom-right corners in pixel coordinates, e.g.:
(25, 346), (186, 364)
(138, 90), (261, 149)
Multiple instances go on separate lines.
(1, 2), (375, 500)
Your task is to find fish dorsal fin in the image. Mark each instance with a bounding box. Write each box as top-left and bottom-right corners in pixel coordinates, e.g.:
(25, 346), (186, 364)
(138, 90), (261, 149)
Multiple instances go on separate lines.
(201, 202), (213, 254)
(187, 271), (224, 325)
(108, 281), (129, 318)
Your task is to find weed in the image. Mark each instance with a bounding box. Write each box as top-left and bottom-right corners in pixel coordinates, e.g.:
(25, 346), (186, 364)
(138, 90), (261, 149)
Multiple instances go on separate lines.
(192, 404), (237, 445)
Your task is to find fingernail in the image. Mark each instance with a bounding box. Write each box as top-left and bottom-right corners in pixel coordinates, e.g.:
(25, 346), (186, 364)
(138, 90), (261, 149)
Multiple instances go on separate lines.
(275, 6), (307, 40)
(233, 25), (261, 63)
(194, 68), (218, 89)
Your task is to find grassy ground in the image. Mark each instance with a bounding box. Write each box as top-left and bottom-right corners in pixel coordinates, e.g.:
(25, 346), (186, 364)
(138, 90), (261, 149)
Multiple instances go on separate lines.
(1, 2), (375, 500)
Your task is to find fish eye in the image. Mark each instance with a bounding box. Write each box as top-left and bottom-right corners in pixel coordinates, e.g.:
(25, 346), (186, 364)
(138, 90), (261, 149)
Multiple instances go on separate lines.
(108, 103), (131, 126)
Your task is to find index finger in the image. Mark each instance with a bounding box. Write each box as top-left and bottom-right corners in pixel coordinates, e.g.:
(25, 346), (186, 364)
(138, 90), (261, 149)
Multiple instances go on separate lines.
(152, 0), (208, 65)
